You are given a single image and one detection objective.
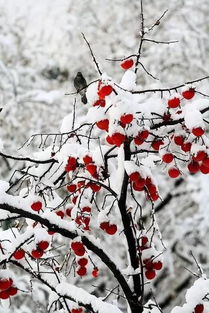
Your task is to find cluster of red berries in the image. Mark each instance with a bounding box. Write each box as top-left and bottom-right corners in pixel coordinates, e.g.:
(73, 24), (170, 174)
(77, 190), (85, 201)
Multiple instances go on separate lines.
(71, 241), (99, 278)
(0, 274), (17, 300)
(31, 240), (49, 259)
(138, 236), (163, 280)
(129, 171), (159, 201)
(167, 88), (195, 109)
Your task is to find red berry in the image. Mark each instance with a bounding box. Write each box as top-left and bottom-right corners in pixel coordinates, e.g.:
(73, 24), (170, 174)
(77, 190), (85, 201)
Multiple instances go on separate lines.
(192, 127), (205, 137)
(134, 130), (149, 145)
(153, 261), (163, 270)
(182, 88), (195, 100)
(149, 192), (159, 201)
(89, 183), (101, 192)
(92, 268), (99, 277)
(13, 249), (25, 260)
(0, 278), (13, 291)
(56, 211), (65, 219)
(0, 290), (10, 299)
(93, 99), (106, 107)
(71, 242), (83, 251)
(135, 177), (146, 189)
(111, 133), (125, 147)
(120, 114), (133, 125)
(106, 224), (117, 235)
(31, 249), (44, 259)
(145, 270), (156, 280)
(7, 286), (18, 296)
(188, 161), (199, 173)
(168, 167), (180, 178)
(202, 157), (209, 168)
(140, 236), (148, 246)
(120, 59), (134, 70)
(106, 135), (114, 145)
(67, 184), (77, 193)
(65, 157), (77, 172)
(200, 164), (209, 174)
(162, 153), (174, 163)
(174, 135), (184, 146)
(181, 142), (192, 152)
(194, 304), (204, 313)
(38, 241), (49, 251)
(100, 221), (109, 231)
(129, 172), (140, 182)
(72, 308), (83, 313)
(163, 113), (171, 121)
(193, 151), (207, 162)
(86, 164), (98, 178)
(83, 155), (93, 165)
(151, 139), (164, 151)
(81, 206), (91, 213)
(78, 258), (88, 267)
(76, 266), (87, 276)
(98, 85), (113, 99)
(96, 119), (109, 132)
(31, 201), (42, 212)
(167, 97), (180, 108)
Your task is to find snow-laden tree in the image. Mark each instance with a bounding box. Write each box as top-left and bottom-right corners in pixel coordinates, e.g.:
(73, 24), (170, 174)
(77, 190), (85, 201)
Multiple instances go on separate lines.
(0, 1), (209, 313)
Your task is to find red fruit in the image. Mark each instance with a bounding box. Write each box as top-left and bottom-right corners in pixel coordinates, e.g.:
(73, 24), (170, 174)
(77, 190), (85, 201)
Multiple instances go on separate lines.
(100, 221), (109, 231)
(120, 59), (134, 70)
(168, 167), (180, 178)
(163, 113), (171, 121)
(65, 157), (77, 172)
(202, 157), (209, 168)
(81, 206), (91, 213)
(93, 99), (106, 107)
(7, 286), (18, 296)
(83, 155), (93, 165)
(181, 142), (192, 153)
(67, 184), (77, 193)
(167, 97), (180, 108)
(151, 139), (164, 151)
(89, 183), (101, 192)
(140, 236), (148, 246)
(56, 211), (65, 219)
(145, 270), (156, 280)
(0, 290), (10, 299)
(106, 135), (114, 145)
(182, 88), (195, 100)
(78, 258), (88, 267)
(31, 249), (44, 259)
(129, 172), (140, 182)
(162, 153), (174, 163)
(192, 127), (205, 137)
(153, 261), (163, 270)
(149, 192), (159, 201)
(38, 241), (49, 251)
(72, 308), (84, 313)
(134, 130), (149, 145)
(98, 85), (113, 99)
(31, 201), (42, 212)
(66, 208), (72, 217)
(200, 164), (209, 174)
(13, 249), (25, 260)
(106, 224), (117, 235)
(77, 181), (86, 189)
(133, 181), (144, 191)
(188, 161), (199, 173)
(134, 137), (144, 145)
(76, 266), (87, 276)
(111, 133), (125, 147)
(120, 114), (133, 125)
(48, 231), (55, 235)
(193, 151), (207, 162)
(194, 304), (204, 313)
(174, 135), (184, 146)
(96, 119), (109, 132)
(0, 278), (13, 291)
(135, 177), (146, 189)
(86, 164), (97, 178)
(72, 196), (78, 204)
(71, 242), (83, 251)
(92, 268), (99, 277)
(74, 247), (86, 256)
